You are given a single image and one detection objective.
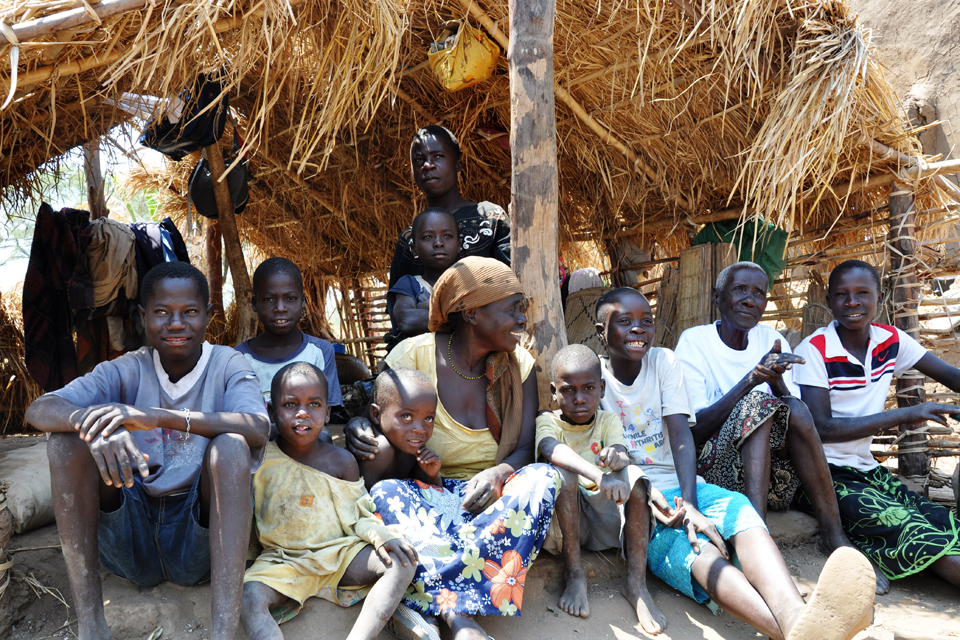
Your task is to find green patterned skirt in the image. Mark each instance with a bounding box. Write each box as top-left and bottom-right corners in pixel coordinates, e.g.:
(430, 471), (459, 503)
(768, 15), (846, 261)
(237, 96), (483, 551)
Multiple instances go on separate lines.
(797, 463), (960, 579)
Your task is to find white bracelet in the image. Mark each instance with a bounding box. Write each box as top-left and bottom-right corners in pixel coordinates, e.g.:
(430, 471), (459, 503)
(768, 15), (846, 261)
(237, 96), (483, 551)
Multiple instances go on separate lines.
(183, 408), (191, 442)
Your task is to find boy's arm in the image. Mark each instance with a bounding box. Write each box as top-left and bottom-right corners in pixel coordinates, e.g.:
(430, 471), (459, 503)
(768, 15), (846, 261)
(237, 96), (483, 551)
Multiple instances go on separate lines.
(539, 437), (605, 488)
(358, 434), (398, 490)
(75, 405), (269, 448)
(26, 395), (88, 433)
(392, 294), (430, 336)
(664, 414), (699, 508)
(665, 412), (729, 557)
(801, 383), (956, 442)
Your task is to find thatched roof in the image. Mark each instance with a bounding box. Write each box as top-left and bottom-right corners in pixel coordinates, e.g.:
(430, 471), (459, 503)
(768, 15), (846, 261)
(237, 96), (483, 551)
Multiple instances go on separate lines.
(1, 0), (957, 281)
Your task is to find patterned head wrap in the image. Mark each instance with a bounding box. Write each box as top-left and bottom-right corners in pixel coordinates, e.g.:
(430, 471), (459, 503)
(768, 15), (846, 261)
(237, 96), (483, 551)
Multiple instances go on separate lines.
(428, 257), (523, 333)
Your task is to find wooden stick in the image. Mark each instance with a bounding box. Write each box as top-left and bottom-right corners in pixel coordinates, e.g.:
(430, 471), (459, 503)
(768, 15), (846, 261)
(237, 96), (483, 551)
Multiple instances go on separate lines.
(0, 0), (147, 47)
(205, 220), (225, 340)
(889, 179), (929, 481)
(506, 0), (566, 409)
(458, 0), (692, 212)
(868, 140), (960, 203)
(82, 137), (106, 218)
(204, 139), (257, 344)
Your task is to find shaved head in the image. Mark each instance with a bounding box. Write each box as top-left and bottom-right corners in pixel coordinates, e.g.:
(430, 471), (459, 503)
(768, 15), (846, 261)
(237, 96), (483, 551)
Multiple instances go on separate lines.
(374, 368), (436, 410)
(551, 343), (602, 381)
(270, 361), (328, 408)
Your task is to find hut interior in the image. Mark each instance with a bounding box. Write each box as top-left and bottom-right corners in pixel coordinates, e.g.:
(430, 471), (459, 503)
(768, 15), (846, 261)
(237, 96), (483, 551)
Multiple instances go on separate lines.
(1, 0), (959, 497)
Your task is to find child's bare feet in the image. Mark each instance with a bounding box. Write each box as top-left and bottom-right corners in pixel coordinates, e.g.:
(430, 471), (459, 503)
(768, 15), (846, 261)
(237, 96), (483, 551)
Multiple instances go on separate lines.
(78, 616), (113, 640)
(559, 567), (590, 617)
(622, 575), (667, 635)
(442, 610), (488, 640)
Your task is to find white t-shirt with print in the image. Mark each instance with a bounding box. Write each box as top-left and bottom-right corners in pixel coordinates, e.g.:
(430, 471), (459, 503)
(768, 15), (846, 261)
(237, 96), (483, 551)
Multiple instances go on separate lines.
(675, 321), (801, 415)
(794, 322), (926, 471)
(599, 348), (701, 491)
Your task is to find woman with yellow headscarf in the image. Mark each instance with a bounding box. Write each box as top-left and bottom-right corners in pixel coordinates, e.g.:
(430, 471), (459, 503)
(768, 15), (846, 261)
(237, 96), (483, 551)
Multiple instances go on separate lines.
(346, 256), (560, 640)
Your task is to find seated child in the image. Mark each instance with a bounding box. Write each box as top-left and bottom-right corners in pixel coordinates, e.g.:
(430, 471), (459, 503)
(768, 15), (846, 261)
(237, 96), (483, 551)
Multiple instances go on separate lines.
(594, 287), (876, 640)
(241, 362), (420, 640)
(25, 262), (270, 640)
(537, 344), (679, 633)
(235, 257), (344, 432)
(794, 260), (960, 593)
(357, 367), (442, 491)
(386, 207), (459, 350)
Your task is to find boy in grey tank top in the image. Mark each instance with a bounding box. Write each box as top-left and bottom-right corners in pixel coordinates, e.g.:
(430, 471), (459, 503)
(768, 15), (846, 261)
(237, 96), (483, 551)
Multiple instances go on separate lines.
(26, 262), (269, 640)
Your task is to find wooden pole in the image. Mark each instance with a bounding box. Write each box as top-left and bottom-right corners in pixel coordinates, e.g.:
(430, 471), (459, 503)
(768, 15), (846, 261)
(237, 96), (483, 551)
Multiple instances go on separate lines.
(205, 219), (225, 341)
(0, 0), (147, 47)
(508, 0), (566, 409)
(889, 179), (928, 490)
(204, 140), (257, 344)
(82, 138), (106, 219)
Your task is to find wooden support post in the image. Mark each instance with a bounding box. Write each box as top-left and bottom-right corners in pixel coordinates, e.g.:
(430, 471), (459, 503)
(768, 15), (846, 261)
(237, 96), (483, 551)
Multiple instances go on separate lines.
(508, 0), (566, 408)
(889, 179), (928, 489)
(205, 219), (225, 341)
(204, 141), (257, 344)
(82, 138), (106, 219)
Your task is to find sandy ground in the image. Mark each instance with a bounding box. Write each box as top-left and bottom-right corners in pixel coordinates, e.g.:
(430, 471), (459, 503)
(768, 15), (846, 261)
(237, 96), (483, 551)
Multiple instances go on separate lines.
(4, 510), (960, 640)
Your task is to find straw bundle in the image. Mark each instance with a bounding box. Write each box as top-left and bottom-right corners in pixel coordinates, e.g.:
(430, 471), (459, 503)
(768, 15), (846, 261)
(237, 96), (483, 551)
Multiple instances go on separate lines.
(0, 290), (40, 434)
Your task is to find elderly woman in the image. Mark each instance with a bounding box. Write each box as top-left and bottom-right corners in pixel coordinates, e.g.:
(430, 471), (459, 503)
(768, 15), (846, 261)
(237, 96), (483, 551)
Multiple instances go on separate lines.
(673, 263), (859, 565)
(388, 125), (511, 291)
(346, 257), (559, 640)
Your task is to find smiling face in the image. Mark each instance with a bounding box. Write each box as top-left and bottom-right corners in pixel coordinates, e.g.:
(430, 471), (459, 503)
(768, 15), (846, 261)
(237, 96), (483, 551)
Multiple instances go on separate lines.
(410, 134), (460, 199)
(274, 373), (330, 448)
(470, 293), (527, 353)
(373, 383), (437, 456)
(414, 211), (459, 271)
(597, 291), (655, 364)
(828, 268), (881, 332)
(140, 277), (210, 368)
(252, 271), (305, 338)
(714, 267), (768, 333)
(552, 367), (605, 425)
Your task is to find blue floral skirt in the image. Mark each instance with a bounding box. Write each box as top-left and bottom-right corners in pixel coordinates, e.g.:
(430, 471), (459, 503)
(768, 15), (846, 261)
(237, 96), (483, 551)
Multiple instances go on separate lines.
(369, 463), (560, 617)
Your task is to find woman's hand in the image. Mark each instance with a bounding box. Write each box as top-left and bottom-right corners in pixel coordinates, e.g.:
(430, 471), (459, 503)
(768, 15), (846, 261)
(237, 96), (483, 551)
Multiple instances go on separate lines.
(748, 340), (804, 392)
(461, 467), (507, 513)
(88, 428), (150, 488)
(345, 416), (381, 461)
(76, 404), (159, 442)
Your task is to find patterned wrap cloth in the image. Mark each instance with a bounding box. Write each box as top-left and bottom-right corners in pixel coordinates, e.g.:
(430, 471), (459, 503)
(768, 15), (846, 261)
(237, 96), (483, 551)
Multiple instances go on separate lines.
(695, 391), (799, 511)
(371, 465), (559, 617)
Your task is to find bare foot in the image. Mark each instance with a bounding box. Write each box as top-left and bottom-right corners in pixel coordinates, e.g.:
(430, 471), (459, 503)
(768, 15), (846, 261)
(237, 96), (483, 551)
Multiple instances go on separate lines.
(817, 532), (856, 556)
(622, 576), (666, 635)
(78, 616), (113, 640)
(442, 610), (488, 640)
(559, 568), (590, 617)
(873, 562), (890, 595)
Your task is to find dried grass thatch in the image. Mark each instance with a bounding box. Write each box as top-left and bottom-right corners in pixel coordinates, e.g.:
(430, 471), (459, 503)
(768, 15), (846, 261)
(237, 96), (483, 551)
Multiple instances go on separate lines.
(2, 0), (958, 290)
(0, 289), (40, 433)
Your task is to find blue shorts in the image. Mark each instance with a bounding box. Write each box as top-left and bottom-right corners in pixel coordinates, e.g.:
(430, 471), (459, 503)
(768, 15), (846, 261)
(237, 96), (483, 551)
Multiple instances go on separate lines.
(647, 483), (766, 603)
(98, 471), (211, 587)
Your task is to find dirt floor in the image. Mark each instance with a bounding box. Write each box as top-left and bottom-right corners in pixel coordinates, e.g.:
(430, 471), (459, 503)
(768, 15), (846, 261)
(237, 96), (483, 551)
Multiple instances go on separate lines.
(4, 509), (960, 640)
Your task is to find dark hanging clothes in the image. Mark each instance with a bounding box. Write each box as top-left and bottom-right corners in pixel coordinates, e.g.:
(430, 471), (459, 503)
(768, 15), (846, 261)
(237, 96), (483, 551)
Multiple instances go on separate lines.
(130, 218), (190, 299)
(388, 202), (511, 289)
(23, 204), (90, 392)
